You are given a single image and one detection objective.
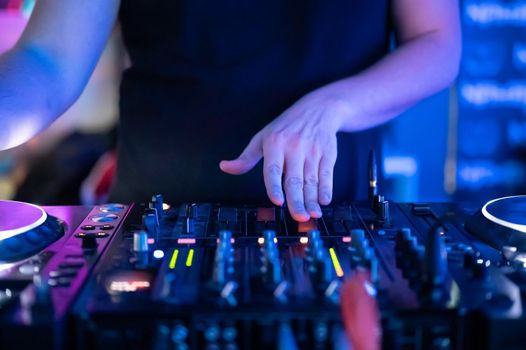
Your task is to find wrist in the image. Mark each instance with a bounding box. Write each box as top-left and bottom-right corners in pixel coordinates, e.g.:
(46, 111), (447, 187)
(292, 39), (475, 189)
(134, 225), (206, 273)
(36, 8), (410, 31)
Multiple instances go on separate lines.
(314, 81), (362, 132)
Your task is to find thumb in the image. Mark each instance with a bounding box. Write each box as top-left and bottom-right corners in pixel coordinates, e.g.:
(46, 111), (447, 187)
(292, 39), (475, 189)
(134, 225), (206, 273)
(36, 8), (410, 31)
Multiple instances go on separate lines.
(220, 132), (263, 175)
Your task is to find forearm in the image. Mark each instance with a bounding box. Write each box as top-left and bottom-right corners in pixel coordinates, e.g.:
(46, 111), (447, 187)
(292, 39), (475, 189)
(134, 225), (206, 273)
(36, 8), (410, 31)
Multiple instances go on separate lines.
(0, 47), (65, 150)
(326, 31), (461, 132)
(0, 0), (120, 151)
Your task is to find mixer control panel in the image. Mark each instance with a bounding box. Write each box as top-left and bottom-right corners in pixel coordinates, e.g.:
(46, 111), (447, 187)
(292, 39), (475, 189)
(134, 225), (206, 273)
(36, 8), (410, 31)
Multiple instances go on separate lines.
(68, 196), (526, 350)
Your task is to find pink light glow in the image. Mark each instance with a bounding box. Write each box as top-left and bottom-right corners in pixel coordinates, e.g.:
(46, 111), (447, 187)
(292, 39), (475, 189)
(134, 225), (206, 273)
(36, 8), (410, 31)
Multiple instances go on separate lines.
(109, 280), (150, 293)
(177, 238), (196, 245)
(215, 238), (236, 244)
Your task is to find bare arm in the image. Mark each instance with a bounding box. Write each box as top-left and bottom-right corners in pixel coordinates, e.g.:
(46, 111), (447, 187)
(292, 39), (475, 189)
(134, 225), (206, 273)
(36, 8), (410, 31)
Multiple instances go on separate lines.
(332, 0), (462, 131)
(0, 0), (120, 150)
(221, 0), (461, 221)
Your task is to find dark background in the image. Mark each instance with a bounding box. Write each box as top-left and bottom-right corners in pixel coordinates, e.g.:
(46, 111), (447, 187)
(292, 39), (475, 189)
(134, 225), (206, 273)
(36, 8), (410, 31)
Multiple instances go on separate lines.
(1, 0), (525, 206)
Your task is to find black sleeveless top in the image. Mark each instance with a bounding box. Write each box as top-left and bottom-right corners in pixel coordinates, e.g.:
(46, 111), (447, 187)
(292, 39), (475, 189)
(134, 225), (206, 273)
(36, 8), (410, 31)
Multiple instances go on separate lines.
(111, 0), (391, 204)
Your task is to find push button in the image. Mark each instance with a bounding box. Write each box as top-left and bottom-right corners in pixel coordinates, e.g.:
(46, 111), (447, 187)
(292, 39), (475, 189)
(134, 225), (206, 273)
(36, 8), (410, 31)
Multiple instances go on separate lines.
(99, 204), (125, 213)
(90, 214), (119, 223)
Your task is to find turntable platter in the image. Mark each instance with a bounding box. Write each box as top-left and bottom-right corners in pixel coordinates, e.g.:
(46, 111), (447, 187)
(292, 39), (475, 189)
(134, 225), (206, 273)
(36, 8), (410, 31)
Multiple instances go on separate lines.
(466, 195), (526, 251)
(0, 200), (64, 262)
(0, 201), (47, 240)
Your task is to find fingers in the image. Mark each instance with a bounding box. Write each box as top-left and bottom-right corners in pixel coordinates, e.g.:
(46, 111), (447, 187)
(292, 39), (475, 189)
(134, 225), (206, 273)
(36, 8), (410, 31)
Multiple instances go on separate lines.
(220, 132), (263, 175)
(318, 140), (337, 206)
(304, 157), (322, 218)
(284, 153), (310, 222)
(265, 135), (335, 221)
(220, 127), (337, 222)
(263, 145), (285, 206)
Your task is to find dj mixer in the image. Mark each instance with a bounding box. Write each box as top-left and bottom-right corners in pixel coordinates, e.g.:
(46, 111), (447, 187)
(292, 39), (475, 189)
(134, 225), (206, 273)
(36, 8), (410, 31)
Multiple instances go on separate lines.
(1, 163), (526, 349)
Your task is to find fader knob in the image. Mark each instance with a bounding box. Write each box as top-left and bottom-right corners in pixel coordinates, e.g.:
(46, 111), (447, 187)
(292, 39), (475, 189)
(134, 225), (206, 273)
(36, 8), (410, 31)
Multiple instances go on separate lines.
(263, 230), (276, 243)
(267, 258), (282, 285)
(472, 259), (489, 280)
(397, 228), (412, 242)
(150, 194), (164, 221)
(31, 276), (53, 322)
(368, 149), (379, 207)
(213, 230), (234, 285)
(81, 234), (98, 251)
(363, 247), (379, 283)
(307, 239), (324, 265)
(308, 229), (320, 241)
(350, 229), (365, 242)
(407, 236), (418, 252)
(373, 195), (384, 213)
(420, 227), (449, 305)
(316, 250), (335, 284)
(423, 227), (447, 286)
(395, 228), (412, 267)
(214, 261), (227, 284)
(397, 229), (413, 253)
(378, 200), (390, 224)
(219, 229), (233, 242)
(133, 231), (149, 253)
(185, 217), (194, 234)
(463, 250), (480, 269)
(142, 213), (159, 236)
(184, 204), (198, 234)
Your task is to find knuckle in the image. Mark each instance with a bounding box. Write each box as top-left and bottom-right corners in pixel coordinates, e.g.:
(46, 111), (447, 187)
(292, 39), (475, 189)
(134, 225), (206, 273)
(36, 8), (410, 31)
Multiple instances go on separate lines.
(266, 163), (283, 177)
(304, 176), (319, 186)
(309, 144), (321, 157)
(285, 176), (303, 189)
(286, 135), (303, 149)
(269, 130), (288, 143)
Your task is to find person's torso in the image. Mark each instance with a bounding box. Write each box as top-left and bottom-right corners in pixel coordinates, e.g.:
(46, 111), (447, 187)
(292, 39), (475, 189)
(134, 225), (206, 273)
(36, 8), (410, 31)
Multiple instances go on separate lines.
(111, 0), (391, 204)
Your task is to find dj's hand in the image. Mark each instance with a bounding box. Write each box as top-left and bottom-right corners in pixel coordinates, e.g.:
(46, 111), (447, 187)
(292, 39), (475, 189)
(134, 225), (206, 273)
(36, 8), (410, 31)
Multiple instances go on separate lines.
(219, 89), (349, 222)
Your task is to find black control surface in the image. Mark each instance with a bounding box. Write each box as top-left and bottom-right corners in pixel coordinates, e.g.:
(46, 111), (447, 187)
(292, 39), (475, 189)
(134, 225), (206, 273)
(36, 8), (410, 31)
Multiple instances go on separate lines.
(1, 195), (526, 349)
(68, 197), (526, 350)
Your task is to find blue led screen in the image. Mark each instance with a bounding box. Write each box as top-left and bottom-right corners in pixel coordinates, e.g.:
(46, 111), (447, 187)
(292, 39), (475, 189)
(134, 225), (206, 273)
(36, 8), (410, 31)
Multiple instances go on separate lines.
(455, 0), (526, 201)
